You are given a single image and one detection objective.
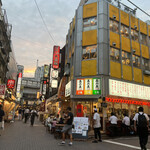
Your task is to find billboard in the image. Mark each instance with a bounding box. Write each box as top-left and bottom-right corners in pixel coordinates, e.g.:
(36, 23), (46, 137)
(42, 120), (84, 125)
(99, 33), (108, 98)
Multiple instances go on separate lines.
(52, 46), (60, 69)
(44, 64), (49, 78)
(7, 79), (15, 89)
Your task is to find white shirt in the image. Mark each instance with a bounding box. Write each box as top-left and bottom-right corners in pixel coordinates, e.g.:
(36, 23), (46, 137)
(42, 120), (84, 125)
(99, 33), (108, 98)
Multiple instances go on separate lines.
(109, 115), (118, 124)
(93, 112), (101, 128)
(24, 109), (30, 114)
(133, 112), (149, 122)
(122, 116), (130, 126)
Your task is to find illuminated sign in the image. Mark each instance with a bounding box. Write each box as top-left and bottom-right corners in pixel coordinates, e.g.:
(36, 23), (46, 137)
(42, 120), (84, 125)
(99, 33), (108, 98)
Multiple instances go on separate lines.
(76, 78), (101, 95)
(7, 80), (15, 89)
(109, 79), (150, 100)
(16, 73), (22, 100)
(65, 81), (71, 97)
(52, 46), (60, 69)
(51, 70), (59, 78)
(84, 78), (92, 95)
(51, 80), (58, 88)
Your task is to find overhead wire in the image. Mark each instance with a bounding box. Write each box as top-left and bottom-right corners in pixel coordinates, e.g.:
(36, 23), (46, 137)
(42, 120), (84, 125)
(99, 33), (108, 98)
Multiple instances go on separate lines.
(33, 0), (57, 44)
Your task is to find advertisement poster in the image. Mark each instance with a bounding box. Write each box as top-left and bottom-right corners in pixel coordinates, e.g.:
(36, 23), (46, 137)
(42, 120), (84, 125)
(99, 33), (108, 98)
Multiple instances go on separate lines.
(72, 117), (88, 135)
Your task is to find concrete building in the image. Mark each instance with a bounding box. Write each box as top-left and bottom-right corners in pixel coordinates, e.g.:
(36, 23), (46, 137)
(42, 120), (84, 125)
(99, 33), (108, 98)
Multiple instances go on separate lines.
(0, 0), (12, 84)
(62, 0), (150, 130)
(35, 66), (44, 81)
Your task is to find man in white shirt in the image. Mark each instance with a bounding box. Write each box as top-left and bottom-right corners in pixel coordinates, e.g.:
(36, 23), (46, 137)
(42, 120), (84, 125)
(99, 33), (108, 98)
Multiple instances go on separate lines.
(133, 107), (149, 150)
(92, 109), (102, 143)
(24, 107), (30, 123)
(108, 112), (118, 137)
(122, 114), (130, 135)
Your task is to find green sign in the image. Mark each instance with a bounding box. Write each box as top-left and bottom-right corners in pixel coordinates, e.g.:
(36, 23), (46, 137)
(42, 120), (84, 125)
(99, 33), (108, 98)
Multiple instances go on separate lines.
(93, 78), (101, 95)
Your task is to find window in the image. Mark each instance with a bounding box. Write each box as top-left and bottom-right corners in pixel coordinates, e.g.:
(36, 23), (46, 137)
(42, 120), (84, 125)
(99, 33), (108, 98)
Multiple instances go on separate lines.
(109, 19), (119, 34)
(131, 29), (139, 42)
(142, 58), (150, 70)
(121, 24), (129, 38)
(140, 33), (147, 45)
(82, 45), (97, 60)
(83, 17), (97, 31)
(133, 55), (141, 68)
(122, 51), (131, 65)
(110, 47), (120, 62)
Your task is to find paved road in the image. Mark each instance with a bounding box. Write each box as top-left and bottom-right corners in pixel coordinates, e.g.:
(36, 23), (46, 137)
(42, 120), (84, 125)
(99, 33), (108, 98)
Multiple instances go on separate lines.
(0, 119), (150, 150)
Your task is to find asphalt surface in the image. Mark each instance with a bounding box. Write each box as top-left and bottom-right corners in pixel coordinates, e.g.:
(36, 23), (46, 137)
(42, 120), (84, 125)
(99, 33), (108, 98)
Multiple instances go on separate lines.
(0, 119), (150, 150)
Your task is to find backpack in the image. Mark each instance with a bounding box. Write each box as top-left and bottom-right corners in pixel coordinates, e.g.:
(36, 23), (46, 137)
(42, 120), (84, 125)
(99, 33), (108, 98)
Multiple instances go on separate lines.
(138, 113), (147, 128)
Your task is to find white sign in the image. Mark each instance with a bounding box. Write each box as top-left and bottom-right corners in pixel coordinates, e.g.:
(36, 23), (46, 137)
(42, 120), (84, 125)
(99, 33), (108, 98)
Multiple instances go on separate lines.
(93, 78), (101, 90)
(72, 117), (88, 134)
(65, 81), (71, 97)
(51, 80), (58, 88)
(85, 79), (92, 91)
(42, 84), (46, 95)
(51, 70), (59, 78)
(76, 79), (84, 91)
(109, 79), (150, 100)
(16, 73), (22, 100)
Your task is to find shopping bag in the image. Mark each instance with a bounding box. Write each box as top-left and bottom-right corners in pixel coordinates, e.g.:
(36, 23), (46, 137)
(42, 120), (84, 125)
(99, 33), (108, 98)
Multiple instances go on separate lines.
(2, 121), (4, 130)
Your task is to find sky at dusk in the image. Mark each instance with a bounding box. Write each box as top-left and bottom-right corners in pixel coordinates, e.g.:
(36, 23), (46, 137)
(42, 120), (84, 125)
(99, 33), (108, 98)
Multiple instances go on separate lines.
(2, 0), (150, 77)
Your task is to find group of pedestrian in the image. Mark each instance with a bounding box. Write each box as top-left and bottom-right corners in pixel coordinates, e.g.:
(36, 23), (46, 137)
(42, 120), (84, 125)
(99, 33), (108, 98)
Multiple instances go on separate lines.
(107, 107), (149, 150)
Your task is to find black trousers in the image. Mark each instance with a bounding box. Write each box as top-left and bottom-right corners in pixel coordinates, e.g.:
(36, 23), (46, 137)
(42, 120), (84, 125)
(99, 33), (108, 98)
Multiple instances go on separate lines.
(138, 127), (148, 149)
(31, 116), (35, 126)
(25, 114), (29, 123)
(94, 128), (101, 140)
(108, 124), (118, 137)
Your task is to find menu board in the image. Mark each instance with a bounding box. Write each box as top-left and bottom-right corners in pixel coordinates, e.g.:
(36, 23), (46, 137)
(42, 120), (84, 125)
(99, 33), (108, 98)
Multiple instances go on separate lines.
(109, 79), (150, 100)
(72, 117), (88, 135)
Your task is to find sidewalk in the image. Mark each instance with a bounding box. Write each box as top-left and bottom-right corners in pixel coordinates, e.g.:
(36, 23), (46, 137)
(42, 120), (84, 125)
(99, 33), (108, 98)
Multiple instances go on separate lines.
(0, 119), (148, 150)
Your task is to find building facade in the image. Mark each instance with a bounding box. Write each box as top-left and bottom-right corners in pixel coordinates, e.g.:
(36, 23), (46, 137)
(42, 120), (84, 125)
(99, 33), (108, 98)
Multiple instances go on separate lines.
(0, 0), (12, 84)
(64, 0), (150, 129)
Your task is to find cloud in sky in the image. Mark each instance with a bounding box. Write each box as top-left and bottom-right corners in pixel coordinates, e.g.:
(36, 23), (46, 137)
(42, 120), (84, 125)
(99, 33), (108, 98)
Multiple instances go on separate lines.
(2, 0), (150, 77)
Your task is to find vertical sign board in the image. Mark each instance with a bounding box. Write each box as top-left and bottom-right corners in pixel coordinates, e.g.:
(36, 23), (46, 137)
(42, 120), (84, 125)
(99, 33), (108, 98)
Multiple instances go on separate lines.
(84, 79), (93, 95)
(65, 81), (71, 97)
(52, 46), (60, 69)
(16, 73), (22, 100)
(44, 65), (49, 78)
(0, 84), (6, 99)
(93, 78), (101, 95)
(76, 79), (84, 95)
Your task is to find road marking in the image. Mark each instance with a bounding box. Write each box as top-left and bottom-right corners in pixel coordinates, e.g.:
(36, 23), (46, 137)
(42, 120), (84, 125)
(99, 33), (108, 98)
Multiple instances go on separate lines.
(103, 140), (150, 150)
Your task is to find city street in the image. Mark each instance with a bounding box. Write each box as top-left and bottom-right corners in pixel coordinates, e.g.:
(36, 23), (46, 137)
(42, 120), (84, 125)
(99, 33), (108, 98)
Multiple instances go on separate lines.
(1, 120), (150, 150)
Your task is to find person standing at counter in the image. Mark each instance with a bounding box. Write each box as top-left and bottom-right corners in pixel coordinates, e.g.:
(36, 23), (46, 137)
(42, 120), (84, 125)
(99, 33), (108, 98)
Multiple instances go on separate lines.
(133, 107), (149, 150)
(122, 114), (130, 135)
(92, 109), (102, 143)
(108, 112), (118, 137)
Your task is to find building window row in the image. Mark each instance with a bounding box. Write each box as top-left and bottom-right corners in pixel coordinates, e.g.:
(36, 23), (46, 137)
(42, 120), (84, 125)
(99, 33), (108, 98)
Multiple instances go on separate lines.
(82, 45), (97, 60)
(109, 19), (148, 46)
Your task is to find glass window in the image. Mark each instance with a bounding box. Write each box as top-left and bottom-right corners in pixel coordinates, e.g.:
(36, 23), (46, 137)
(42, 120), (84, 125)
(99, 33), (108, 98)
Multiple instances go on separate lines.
(140, 33), (147, 45)
(131, 29), (139, 42)
(133, 55), (141, 68)
(110, 47), (120, 62)
(121, 24), (129, 38)
(109, 19), (119, 34)
(83, 17), (97, 31)
(122, 51), (131, 65)
(82, 45), (97, 60)
(142, 58), (150, 70)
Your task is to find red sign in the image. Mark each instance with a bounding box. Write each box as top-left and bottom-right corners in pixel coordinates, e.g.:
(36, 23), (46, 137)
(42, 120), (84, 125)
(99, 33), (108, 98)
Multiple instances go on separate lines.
(7, 80), (15, 89)
(18, 73), (22, 78)
(52, 46), (60, 69)
(0, 84), (6, 95)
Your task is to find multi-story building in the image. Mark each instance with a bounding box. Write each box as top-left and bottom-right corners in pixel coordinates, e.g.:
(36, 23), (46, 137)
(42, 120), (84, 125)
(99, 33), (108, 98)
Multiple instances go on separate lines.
(0, 0), (12, 84)
(35, 66), (44, 81)
(63, 0), (150, 129)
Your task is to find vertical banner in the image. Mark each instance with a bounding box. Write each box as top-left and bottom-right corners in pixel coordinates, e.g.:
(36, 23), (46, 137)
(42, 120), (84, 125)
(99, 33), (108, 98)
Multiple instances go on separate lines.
(84, 78), (92, 95)
(0, 84), (6, 99)
(76, 79), (84, 95)
(52, 46), (60, 69)
(44, 64), (49, 78)
(93, 78), (101, 95)
(16, 73), (22, 100)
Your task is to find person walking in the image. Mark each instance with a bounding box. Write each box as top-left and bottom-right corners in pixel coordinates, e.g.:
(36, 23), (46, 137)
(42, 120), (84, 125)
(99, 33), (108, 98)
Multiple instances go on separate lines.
(59, 107), (73, 146)
(24, 107), (30, 123)
(133, 107), (149, 150)
(122, 113), (130, 135)
(92, 108), (102, 143)
(108, 112), (118, 137)
(0, 104), (5, 136)
(30, 108), (37, 126)
(18, 108), (22, 120)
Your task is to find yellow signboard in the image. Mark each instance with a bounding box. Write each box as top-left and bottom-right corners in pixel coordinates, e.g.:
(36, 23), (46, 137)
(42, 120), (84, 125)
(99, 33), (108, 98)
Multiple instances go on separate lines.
(84, 78), (93, 95)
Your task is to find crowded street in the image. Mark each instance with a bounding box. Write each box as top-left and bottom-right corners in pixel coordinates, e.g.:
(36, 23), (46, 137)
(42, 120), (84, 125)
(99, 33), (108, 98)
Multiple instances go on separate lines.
(0, 119), (150, 150)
